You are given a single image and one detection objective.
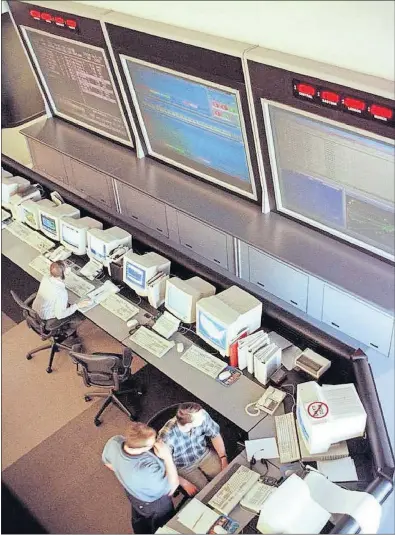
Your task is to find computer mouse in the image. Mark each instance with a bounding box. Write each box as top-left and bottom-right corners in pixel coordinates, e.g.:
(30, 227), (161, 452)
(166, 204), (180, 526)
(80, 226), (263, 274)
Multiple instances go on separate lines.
(218, 370), (231, 381)
(213, 527), (227, 535)
(176, 343), (184, 353)
(127, 319), (139, 329)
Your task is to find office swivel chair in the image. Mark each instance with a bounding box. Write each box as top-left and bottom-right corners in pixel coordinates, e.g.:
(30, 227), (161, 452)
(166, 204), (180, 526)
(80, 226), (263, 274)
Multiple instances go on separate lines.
(10, 290), (80, 373)
(69, 347), (144, 427)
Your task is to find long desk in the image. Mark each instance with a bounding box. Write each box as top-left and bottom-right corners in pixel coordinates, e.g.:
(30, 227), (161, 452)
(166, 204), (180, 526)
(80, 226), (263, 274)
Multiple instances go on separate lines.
(1, 227), (267, 434)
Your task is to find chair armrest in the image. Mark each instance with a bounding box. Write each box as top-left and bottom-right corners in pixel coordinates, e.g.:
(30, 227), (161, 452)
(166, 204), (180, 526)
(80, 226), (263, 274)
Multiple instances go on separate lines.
(122, 347), (133, 368)
(24, 293), (37, 307)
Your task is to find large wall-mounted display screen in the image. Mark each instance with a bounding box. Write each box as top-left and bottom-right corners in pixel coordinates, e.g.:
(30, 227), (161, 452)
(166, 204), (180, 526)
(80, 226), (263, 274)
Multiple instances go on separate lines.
(121, 56), (256, 198)
(21, 27), (132, 146)
(264, 102), (395, 260)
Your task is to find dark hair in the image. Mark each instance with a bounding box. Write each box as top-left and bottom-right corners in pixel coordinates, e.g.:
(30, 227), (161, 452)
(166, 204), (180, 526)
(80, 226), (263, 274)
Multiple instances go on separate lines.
(124, 422), (156, 449)
(50, 260), (66, 280)
(176, 402), (202, 426)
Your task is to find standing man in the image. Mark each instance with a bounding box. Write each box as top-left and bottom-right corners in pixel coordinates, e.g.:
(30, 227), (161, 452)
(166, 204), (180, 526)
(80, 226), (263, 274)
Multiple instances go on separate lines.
(158, 402), (228, 496)
(32, 260), (91, 331)
(102, 421), (179, 534)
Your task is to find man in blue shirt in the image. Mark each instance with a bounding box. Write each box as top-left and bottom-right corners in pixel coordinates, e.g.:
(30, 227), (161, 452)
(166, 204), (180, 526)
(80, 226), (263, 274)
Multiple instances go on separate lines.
(159, 402), (228, 496)
(102, 421), (179, 534)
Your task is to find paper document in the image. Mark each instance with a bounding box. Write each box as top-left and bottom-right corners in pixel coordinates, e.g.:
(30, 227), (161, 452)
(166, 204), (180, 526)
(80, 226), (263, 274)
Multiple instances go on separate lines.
(152, 311), (180, 339)
(29, 255), (51, 276)
(155, 528), (180, 534)
(245, 437), (279, 461)
(177, 498), (220, 534)
(181, 345), (227, 379)
(130, 326), (175, 358)
(305, 469), (381, 534)
(65, 272), (95, 297)
(317, 457), (358, 482)
(258, 474), (330, 534)
(100, 293), (139, 322)
(88, 280), (120, 303)
(281, 345), (303, 371)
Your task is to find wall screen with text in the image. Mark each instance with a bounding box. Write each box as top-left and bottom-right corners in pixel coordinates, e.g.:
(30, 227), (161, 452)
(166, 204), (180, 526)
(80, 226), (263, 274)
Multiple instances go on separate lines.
(22, 27), (132, 146)
(122, 57), (256, 198)
(267, 104), (395, 260)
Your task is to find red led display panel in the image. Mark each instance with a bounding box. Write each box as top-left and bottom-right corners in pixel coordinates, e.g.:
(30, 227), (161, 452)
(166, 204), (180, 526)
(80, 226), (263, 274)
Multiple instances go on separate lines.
(320, 90), (340, 105)
(40, 12), (53, 22)
(29, 9), (77, 31)
(369, 104), (393, 121)
(343, 97), (366, 112)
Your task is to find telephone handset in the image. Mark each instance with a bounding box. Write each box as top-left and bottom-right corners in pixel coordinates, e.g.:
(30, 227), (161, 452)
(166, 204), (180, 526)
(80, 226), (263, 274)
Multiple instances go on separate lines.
(245, 386), (286, 417)
(79, 259), (103, 281)
(46, 245), (72, 262)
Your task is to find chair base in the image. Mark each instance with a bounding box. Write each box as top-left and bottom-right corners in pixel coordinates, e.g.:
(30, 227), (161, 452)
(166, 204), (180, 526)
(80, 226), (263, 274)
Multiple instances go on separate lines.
(84, 387), (143, 426)
(26, 339), (82, 373)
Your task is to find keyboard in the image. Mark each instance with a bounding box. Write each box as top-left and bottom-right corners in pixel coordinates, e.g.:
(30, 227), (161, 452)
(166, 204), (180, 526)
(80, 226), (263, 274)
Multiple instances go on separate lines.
(240, 480), (275, 513)
(274, 412), (301, 463)
(208, 464), (260, 515)
(6, 220), (34, 241)
(29, 255), (51, 276)
(29, 232), (55, 253)
(180, 345), (227, 379)
(6, 221), (54, 253)
(64, 272), (95, 297)
(100, 293), (139, 322)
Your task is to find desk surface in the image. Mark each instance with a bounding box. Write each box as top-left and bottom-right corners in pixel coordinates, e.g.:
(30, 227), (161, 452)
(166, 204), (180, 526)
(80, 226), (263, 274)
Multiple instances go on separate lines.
(2, 226), (266, 433)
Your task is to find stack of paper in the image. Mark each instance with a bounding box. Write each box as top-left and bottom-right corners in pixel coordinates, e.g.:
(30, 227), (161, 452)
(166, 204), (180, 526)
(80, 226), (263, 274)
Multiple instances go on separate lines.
(317, 457), (358, 482)
(177, 499), (220, 534)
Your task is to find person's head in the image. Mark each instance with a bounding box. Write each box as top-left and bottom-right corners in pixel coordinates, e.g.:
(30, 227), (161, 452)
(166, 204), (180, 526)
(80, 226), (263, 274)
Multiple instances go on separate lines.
(50, 260), (67, 280)
(123, 422), (157, 453)
(176, 402), (205, 432)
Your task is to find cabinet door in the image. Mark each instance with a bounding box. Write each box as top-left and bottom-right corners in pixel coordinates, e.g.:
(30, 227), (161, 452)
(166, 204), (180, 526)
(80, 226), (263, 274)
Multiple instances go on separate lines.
(177, 212), (229, 269)
(249, 247), (308, 312)
(116, 182), (168, 237)
(68, 160), (117, 211)
(28, 140), (69, 184)
(322, 285), (394, 355)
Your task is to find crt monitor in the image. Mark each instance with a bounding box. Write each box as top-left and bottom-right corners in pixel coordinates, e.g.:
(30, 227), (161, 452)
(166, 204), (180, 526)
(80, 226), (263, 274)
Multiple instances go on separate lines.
(87, 227), (132, 266)
(38, 203), (80, 240)
(165, 276), (216, 323)
(196, 286), (262, 356)
(21, 199), (55, 230)
(123, 251), (171, 297)
(121, 56), (256, 199)
(60, 217), (103, 255)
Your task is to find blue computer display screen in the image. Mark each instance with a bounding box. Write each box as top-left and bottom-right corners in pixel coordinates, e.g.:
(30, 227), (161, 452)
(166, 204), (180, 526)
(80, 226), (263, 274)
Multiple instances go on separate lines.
(197, 310), (227, 351)
(41, 214), (56, 235)
(126, 262), (146, 289)
(123, 58), (254, 196)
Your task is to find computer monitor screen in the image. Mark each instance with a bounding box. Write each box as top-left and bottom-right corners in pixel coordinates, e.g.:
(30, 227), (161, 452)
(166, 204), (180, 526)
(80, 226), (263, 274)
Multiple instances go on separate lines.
(40, 213), (57, 236)
(21, 27), (132, 146)
(89, 235), (106, 261)
(23, 207), (38, 228)
(62, 224), (82, 249)
(265, 102), (395, 260)
(197, 310), (227, 351)
(121, 56), (256, 198)
(125, 260), (146, 290)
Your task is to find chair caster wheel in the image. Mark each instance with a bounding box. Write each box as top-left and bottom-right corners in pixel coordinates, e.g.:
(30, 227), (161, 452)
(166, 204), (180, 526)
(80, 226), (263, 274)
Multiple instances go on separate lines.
(46, 367), (53, 373)
(26, 355), (33, 360)
(94, 419), (102, 427)
(84, 396), (92, 402)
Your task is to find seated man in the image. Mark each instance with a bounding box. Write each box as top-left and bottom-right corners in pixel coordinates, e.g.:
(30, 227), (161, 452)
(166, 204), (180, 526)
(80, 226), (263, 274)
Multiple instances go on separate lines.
(102, 421), (179, 534)
(32, 260), (91, 332)
(158, 402), (228, 496)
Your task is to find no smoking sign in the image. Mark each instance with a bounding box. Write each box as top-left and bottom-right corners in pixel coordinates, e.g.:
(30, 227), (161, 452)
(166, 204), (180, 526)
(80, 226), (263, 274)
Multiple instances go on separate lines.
(307, 401), (329, 419)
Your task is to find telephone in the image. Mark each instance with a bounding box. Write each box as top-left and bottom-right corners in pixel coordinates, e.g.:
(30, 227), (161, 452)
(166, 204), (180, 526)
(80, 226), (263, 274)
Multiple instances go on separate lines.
(245, 386), (286, 417)
(46, 245), (72, 262)
(79, 258), (103, 280)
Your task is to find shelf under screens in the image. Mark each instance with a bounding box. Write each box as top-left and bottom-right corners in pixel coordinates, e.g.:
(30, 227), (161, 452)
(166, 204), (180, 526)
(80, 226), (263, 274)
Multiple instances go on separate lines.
(264, 101), (395, 261)
(120, 55), (257, 200)
(21, 26), (133, 147)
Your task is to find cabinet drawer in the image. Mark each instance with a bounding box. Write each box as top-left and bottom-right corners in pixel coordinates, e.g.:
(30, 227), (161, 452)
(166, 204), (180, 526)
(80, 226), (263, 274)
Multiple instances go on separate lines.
(177, 212), (228, 269)
(249, 247), (308, 312)
(322, 285), (394, 355)
(117, 182), (168, 237)
(29, 140), (68, 184)
(68, 160), (117, 211)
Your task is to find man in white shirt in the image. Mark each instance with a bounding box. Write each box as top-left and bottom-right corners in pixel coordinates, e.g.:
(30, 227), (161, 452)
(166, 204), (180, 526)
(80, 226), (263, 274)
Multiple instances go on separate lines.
(32, 260), (91, 331)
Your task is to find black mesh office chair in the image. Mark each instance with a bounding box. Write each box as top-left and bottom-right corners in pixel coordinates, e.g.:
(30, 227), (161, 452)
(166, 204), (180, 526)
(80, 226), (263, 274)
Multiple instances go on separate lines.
(10, 290), (79, 373)
(147, 403), (191, 509)
(69, 346), (144, 427)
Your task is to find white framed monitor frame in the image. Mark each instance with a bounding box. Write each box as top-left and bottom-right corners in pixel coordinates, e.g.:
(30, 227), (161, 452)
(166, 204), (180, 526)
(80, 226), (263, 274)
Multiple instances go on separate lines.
(262, 99), (395, 262)
(21, 26), (134, 148)
(120, 54), (257, 200)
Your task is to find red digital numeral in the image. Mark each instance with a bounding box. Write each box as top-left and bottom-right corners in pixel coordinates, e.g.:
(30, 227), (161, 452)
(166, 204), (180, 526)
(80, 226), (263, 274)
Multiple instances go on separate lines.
(370, 104), (393, 120)
(343, 97), (366, 111)
(29, 9), (41, 19)
(66, 19), (77, 29)
(321, 90), (340, 104)
(297, 83), (316, 96)
(41, 12), (53, 22)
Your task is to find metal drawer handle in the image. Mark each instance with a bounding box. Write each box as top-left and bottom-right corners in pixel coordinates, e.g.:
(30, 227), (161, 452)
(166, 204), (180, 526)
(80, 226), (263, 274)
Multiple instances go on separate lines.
(370, 343), (379, 349)
(156, 228), (163, 233)
(257, 281), (265, 288)
(290, 300), (298, 306)
(213, 259), (221, 264)
(132, 215), (139, 220)
(185, 243), (193, 249)
(331, 322), (340, 328)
